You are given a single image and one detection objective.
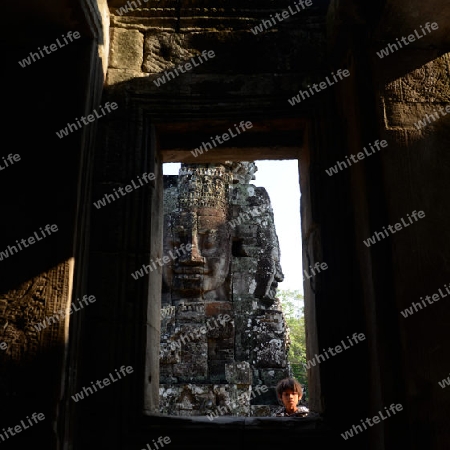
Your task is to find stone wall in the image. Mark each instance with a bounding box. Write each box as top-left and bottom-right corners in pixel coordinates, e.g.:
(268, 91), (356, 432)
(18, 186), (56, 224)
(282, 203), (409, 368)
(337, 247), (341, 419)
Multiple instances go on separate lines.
(4, 0), (450, 449)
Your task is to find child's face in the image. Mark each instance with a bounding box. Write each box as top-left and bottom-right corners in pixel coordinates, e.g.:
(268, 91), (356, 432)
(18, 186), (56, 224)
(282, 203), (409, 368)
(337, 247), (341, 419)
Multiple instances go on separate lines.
(280, 389), (300, 413)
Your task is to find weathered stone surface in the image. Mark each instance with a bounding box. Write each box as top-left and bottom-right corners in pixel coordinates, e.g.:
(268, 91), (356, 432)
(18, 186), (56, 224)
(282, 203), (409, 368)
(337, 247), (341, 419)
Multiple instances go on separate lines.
(105, 68), (146, 86)
(382, 53), (450, 131)
(9, 0), (450, 447)
(259, 368), (292, 387)
(159, 162), (290, 416)
(253, 311), (288, 368)
(384, 53), (450, 103)
(225, 361), (252, 384)
(109, 27), (144, 70)
(143, 32), (199, 73)
(0, 262), (70, 363)
(250, 405), (272, 417)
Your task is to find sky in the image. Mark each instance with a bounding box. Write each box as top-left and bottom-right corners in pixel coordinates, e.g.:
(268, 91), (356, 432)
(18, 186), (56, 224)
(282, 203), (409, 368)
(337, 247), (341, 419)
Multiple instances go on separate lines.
(163, 160), (304, 294)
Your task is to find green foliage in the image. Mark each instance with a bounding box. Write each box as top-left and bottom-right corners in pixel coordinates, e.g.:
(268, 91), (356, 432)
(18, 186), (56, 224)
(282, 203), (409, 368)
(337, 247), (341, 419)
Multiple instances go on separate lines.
(277, 289), (308, 400)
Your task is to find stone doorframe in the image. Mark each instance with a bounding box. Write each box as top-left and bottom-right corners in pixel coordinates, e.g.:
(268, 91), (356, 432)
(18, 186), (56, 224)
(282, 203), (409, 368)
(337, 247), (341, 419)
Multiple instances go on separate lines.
(78, 93), (332, 448)
(139, 110), (323, 415)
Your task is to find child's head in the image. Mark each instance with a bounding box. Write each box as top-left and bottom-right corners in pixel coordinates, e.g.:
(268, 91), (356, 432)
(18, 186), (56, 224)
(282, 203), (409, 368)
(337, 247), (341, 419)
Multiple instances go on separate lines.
(275, 378), (303, 412)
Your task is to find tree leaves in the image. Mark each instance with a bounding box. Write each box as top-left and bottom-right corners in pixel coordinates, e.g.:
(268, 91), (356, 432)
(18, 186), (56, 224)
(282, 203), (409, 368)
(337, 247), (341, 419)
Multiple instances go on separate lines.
(277, 289), (308, 401)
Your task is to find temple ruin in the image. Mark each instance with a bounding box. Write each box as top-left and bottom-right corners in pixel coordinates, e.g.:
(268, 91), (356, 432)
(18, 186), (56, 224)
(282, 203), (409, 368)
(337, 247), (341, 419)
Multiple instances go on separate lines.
(159, 162), (291, 417)
(3, 0), (450, 448)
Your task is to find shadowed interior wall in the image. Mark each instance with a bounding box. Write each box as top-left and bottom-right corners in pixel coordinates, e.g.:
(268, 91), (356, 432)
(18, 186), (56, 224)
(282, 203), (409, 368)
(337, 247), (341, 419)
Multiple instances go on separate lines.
(2, 1), (450, 449)
(1, 1), (108, 449)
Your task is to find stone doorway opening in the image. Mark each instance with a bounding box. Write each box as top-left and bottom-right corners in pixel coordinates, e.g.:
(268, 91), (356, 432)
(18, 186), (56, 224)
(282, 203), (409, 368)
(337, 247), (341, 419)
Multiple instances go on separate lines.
(143, 116), (319, 420)
(158, 160), (305, 418)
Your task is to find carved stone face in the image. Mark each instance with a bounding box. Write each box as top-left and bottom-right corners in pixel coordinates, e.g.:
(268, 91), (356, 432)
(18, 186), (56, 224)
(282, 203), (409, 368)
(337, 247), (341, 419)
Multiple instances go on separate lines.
(163, 208), (231, 297)
(260, 252), (284, 304)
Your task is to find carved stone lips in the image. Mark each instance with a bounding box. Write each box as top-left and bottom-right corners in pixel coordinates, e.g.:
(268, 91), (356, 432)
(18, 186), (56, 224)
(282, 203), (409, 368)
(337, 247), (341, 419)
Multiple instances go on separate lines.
(174, 274), (202, 280)
(174, 267), (204, 275)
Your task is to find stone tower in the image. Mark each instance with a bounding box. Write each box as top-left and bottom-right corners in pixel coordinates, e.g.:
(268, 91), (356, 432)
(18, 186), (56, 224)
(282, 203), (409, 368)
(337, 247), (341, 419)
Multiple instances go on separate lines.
(159, 162), (291, 416)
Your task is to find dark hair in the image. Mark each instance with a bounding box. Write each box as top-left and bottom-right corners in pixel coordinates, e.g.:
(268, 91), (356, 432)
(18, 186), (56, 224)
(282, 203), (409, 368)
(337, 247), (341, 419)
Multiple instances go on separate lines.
(275, 377), (303, 399)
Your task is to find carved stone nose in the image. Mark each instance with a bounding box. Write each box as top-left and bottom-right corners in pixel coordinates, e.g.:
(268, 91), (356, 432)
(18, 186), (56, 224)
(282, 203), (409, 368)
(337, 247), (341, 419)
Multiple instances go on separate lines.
(179, 243), (205, 265)
(178, 230), (205, 265)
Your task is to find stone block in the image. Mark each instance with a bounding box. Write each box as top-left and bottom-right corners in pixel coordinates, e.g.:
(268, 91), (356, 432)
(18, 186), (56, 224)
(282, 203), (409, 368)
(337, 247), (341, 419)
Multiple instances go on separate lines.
(159, 384), (219, 415)
(143, 32), (196, 73)
(232, 258), (259, 295)
(210, 384), (252, 417)
(208, 360), (233, 383)
(252, 312), (289, 368)
(250, 388), (278, 406)
(225, 361), (252, 384)
(173, 360), (208, 382)
(250, 405), (272, 417)
(175, 302), (205, 322)
(233, 314), (254, 361)
(204, 316), (234, 339)
(159, 342), (181, 364)
(159, 367), (177, 384)
(208, 338), (234, 360)
(172, 339), (208, 381)
(205, 301), (233, 317)
(232, 296), (260, 315)
(109, 27), (144, 70)
(105, 68), (146, 86)
(259, 368), (291, 387)
(254, 338), (288, 368)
